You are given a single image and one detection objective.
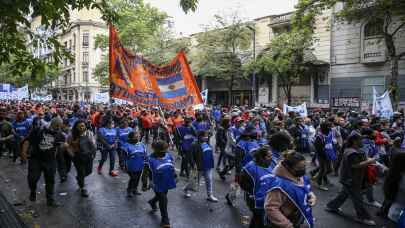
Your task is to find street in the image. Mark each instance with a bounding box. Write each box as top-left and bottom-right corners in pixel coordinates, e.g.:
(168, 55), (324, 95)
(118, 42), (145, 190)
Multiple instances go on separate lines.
(0, 149), (394, 228)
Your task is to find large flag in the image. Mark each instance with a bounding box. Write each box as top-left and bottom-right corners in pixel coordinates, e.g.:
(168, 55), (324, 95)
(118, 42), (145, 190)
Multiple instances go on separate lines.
(372, 87), (393, 119)
(109, 25), (203, 110)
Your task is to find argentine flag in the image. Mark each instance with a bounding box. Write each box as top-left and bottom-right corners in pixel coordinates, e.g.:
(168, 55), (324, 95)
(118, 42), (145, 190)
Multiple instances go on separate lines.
(157, 74), (187, 99)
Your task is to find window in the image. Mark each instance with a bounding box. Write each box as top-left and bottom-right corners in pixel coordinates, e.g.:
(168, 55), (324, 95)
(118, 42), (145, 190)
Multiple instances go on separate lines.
(317, 69), (329, 85)
(364, 19), (384, 38)
(82, 52), (89, 64)
(69, 40), (72, 51)
(361, 77), (385, 104)
(82, 32), (89, 48)
(83, 68), (89, 82)
(73, 34), (76, 50)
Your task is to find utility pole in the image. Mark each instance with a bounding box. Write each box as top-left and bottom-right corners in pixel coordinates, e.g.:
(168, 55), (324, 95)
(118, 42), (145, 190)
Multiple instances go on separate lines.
(247, 25), (256, 106)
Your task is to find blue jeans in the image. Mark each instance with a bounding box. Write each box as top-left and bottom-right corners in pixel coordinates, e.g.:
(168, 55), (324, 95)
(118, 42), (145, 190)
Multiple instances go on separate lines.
(99, 148), (116, 172)
(199, 169), (213, 196)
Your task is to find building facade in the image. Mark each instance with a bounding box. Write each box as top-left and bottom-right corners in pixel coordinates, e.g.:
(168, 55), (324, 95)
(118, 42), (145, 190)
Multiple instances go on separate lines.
(328, 4), (405, 110)
(31, 8), (107, 101)
(194, 11), (332, 107)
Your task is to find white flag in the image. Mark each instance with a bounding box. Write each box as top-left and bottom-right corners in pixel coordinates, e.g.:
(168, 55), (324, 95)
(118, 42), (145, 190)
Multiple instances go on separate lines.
(283, 102), (308, 117)
(372, 88), (393, 119)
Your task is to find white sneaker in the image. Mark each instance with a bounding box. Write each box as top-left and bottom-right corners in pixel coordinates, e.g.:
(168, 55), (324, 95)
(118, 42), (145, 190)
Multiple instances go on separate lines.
(207, 195), (218, 202)
(366, 201), (382, 208)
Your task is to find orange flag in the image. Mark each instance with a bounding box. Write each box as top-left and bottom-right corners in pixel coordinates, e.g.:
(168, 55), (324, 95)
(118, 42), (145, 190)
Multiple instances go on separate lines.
(109, 25), (203, 110)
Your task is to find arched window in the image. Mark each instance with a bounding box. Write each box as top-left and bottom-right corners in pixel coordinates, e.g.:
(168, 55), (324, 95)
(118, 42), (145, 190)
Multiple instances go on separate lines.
(364, 19), (384, 38)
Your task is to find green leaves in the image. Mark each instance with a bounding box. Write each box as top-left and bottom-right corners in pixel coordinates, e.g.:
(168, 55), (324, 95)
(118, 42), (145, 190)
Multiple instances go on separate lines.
(180, 0), (199, 13)
(93, 0), (190, 86)
(190, 12), (252, 81)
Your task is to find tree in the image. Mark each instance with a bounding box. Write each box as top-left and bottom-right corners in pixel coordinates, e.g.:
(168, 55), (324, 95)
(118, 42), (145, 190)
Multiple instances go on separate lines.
(93, 0), (190, 86)
(295, 0), (405, 107)
(191, 12), (252, 105)
(251, 30), (313, 105)
(0, 0), (199, 86)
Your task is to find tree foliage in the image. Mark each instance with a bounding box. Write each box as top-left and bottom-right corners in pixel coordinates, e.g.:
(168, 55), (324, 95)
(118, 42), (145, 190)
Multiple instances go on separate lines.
(0, 0), (199, 87)
(190, 12), (252, 104)
(252, 30), (313, 105)
(93, 0), (191, 86)
(294, 0), (405, 106)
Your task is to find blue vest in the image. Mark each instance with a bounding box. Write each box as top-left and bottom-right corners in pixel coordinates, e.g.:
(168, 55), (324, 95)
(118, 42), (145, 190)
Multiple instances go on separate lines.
(268, 176), (314, 228)
(148, 153), (176, 192)
(193, 121), (210, 132)
(243, 161), (275, 209)
(99, 127), (118, 145)
(201, 142), (214, 171)
(271, 150), (281, 168)
(213, 110), (221, 122)
(178, 126), (195, 152)
(324, 132), (337, 161)
(118, 127), (133, 146)
(124, 142), (147, 172)
(240, 140), (260, 166)
(231, 126), (242, 140)
(398, 209), (405, 228)
(362, 138), (378, 158)
(13, 120), (30, 138)
(68, 116), (79, 128)
(258, 138), (268, 146)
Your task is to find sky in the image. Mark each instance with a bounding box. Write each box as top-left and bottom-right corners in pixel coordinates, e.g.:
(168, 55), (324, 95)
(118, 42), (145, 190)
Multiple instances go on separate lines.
(144, 0), (298, 36)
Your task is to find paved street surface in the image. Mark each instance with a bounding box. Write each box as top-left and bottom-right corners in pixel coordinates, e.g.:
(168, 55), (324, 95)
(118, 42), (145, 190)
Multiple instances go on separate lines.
(0, 149), (395, 228)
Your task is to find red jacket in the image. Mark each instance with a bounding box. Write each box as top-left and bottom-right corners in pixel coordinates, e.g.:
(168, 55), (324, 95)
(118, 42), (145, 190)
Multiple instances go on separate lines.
(374, 131), (388, 145)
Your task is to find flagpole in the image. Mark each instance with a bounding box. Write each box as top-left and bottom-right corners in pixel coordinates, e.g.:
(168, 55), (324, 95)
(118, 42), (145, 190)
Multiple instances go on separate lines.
(157, 106), (175, 146)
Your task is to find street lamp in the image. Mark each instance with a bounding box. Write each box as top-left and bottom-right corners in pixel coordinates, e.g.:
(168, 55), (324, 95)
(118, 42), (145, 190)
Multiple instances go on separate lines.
(247, 25), (256, 106)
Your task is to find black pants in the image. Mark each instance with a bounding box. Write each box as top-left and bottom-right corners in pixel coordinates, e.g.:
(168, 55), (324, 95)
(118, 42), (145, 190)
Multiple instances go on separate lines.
(117, 147), (126, 169)
(327, 184), (371, 220)
(180, 150), (193, 178)
(73, 157), (92, 189)
(333, 149), (344, 174)
(316, 157), (330, 186)
(216, 146), (227, 169)
(127, 171), (142, 192)
(141, 128), (150, 144)
(220, 155), (235, 177)
(150, 191), (169, 225)
(250, 209), (265, 228)
(57, 148), (72, 179)
(27, 158), (56, 201)
(152, 126), (159, 141)
(99, 149), (116, 172)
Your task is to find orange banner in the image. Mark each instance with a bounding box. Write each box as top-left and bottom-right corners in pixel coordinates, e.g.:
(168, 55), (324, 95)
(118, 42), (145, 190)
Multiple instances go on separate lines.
(109, 25), (203, 110)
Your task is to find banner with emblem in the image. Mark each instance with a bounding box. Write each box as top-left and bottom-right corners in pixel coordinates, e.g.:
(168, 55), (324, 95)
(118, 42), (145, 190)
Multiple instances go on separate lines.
(283, 102), (308, 117)
(109, 25), (203, 110)
(372, 87), (393, 119)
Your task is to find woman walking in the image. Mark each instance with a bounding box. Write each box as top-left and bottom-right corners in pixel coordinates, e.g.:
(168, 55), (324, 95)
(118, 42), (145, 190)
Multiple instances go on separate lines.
(67, 120), (97, 197)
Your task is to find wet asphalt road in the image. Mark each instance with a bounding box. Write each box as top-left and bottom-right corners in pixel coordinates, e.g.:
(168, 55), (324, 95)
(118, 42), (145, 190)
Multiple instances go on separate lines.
(0, 144), (396, 228)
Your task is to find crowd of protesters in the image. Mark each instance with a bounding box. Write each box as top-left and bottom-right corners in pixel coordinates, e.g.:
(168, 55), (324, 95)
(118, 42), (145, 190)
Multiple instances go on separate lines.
(0, 101), (405, 227)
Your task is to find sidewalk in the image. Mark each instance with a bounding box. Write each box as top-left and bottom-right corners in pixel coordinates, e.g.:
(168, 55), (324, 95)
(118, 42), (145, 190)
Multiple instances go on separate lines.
(0, 191), (28, 228)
